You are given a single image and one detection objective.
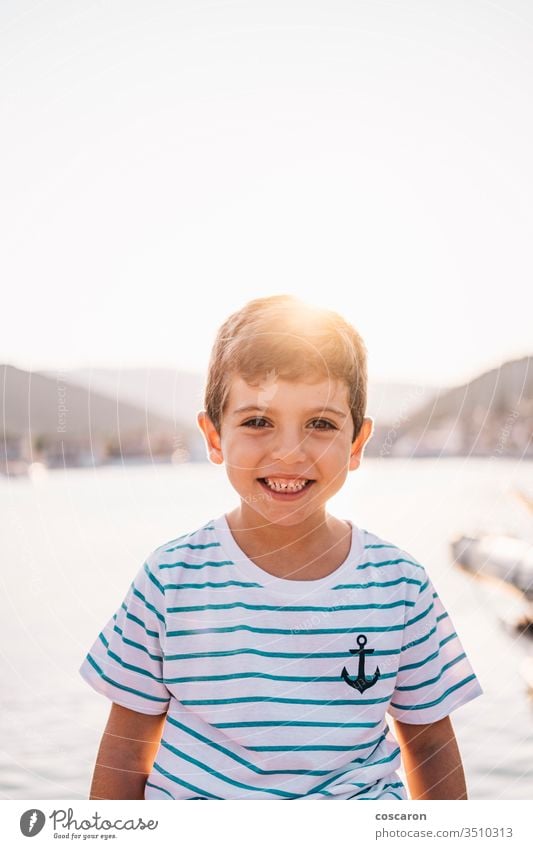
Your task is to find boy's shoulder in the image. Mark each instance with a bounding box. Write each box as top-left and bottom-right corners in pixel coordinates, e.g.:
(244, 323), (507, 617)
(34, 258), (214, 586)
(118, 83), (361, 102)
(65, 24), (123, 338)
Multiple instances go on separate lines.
(360, 525), (429, 587)
(144, 516), (221, 571)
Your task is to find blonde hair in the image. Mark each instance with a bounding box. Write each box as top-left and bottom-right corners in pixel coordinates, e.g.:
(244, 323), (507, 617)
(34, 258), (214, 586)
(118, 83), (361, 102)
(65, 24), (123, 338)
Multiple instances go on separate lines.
(204, 295), (368, 441)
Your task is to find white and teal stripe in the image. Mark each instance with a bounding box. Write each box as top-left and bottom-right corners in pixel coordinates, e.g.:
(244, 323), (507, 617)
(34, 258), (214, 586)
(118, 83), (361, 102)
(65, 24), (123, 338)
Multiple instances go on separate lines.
(80, 513), (482, 800)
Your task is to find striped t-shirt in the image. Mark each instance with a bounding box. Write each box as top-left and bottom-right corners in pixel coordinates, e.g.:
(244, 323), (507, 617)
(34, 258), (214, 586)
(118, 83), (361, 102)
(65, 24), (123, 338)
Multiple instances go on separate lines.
(80, 513), (483, 800)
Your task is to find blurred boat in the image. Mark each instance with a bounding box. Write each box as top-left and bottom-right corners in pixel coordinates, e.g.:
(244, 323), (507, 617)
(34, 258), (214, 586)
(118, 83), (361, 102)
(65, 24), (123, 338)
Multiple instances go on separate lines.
(452, 486), (533, 701)
(451, 534), (533, 639)
(451, 534), (533, 600)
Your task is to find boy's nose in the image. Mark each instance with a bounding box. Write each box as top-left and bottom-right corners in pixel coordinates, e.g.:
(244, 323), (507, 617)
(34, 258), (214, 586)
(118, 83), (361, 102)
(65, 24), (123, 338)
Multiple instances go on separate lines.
(269, 429), (308, 464)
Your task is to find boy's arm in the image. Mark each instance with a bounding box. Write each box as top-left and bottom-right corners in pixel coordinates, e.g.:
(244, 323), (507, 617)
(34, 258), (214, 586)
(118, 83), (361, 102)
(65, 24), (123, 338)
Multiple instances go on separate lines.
(89, 703), (167, 800)
(392, 715), (468, 800)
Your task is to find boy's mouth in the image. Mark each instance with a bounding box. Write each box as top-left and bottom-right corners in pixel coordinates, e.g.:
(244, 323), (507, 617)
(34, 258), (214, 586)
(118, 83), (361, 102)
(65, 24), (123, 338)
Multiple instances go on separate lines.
(257, 477), (315, 496)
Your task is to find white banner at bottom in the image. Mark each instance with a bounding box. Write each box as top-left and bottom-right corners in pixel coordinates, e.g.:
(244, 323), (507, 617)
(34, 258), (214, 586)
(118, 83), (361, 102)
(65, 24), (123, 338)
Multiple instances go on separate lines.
(1, 799), (530, 849)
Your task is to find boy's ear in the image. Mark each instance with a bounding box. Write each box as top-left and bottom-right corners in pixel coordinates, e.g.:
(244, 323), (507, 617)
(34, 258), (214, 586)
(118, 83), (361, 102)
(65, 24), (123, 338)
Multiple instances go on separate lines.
(349, 416), (374, 471)
(197, 411), (224, 465)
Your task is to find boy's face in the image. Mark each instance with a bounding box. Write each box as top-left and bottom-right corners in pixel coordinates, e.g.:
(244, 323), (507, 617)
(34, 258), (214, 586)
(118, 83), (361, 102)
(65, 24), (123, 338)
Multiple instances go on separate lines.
(197, 374), (373, 529)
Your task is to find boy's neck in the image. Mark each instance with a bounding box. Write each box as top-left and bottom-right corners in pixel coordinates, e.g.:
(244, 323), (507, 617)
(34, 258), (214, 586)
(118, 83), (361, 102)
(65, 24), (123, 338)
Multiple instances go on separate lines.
(224, 507), (352, 578)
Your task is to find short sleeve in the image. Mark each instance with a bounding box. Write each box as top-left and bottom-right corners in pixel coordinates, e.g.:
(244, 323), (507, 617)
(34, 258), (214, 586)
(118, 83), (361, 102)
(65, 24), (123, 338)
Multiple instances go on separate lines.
(79, 556), (171, 715)
(387, 570), (483, 724)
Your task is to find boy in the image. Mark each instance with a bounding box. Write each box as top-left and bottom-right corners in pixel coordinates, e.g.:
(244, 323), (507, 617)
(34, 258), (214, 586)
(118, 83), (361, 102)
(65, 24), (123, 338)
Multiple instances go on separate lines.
(80, 294), (483, 800)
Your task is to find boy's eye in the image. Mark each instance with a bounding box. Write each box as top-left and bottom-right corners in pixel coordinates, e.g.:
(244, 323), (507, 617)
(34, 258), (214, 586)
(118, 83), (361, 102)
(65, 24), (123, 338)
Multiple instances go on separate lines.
(241, 417), (337, 430)
(242, 417), (271, 428)
(310, 419), (337, 430)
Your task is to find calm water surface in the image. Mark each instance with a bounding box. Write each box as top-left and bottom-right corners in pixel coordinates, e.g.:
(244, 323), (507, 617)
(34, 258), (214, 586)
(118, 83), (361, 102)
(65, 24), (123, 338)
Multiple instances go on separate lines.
(1, 458), (532, 799)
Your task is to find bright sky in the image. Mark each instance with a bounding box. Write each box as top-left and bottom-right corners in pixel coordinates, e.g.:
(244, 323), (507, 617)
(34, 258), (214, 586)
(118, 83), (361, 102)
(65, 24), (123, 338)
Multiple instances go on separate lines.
(2, 0), (532, 388)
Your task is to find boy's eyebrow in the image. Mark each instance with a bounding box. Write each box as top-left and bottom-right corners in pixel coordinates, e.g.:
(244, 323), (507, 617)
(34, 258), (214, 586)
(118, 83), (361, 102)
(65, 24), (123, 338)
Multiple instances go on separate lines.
(232, 404), (348, 417)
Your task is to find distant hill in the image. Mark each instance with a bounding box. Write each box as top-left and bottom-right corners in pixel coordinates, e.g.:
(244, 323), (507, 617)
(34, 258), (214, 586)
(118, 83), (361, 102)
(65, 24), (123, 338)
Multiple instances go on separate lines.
(384, 356), (533, 458)
(408, 357), (533, 424)
(65, 367), (206, 429)
(1, 365), (192, 467)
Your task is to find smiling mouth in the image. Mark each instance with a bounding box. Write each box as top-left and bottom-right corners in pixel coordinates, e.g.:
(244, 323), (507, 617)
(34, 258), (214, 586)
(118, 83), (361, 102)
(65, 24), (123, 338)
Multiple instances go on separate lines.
(257, 477), (315, 493)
